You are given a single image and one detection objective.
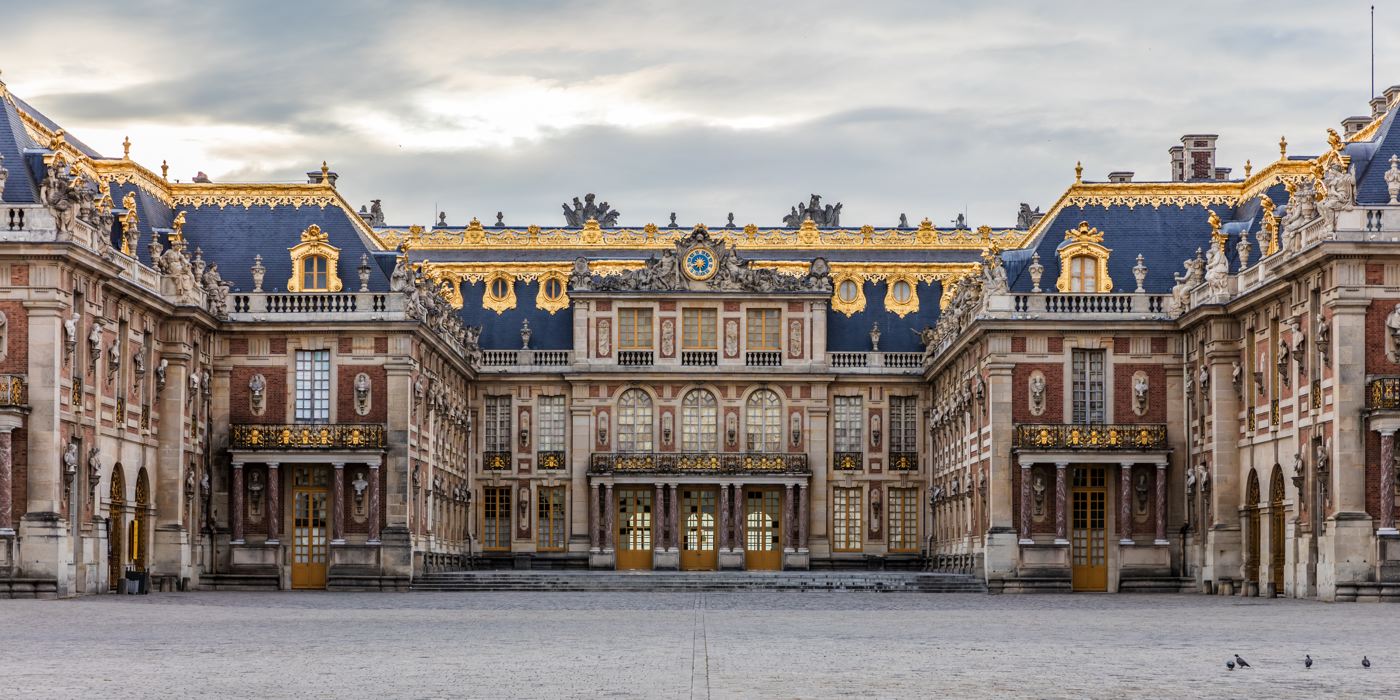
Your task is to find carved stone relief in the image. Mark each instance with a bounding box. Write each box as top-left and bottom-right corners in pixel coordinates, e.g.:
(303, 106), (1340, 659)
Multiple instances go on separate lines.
(724, 319), (739, 357)
(597, 319), (612, 357)
(661, 319), (675, 356)
(1028, 371), (1046, 417)
(1131, 371), (1149, 417)
(248, 373), (267, 416)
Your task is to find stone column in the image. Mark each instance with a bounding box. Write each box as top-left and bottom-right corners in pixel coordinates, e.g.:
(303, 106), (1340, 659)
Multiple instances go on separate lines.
(798, 483), (810, 550)
(367, 459), (381, 543)
(603, 483), (614, 551)
(1018, 459), (1033, 544)
(734, 484), (747, 552)
(1380, 430), (1398, 535)
(1120, 462), (1134, 545)
(230, 462), (245, 544)
(331, 462), (346, 544)
(654, 482), (666, 551)
(589, 483), (600, 551)
(266, 462), (281, 545)
(719, 483), (731, 551)
(784, 483), (796, 552)
(1055, 462), (1069, 544)
(1155, 460), (1170, 545)
(0, 425), (13, 534)
(669, 484), (680, 552)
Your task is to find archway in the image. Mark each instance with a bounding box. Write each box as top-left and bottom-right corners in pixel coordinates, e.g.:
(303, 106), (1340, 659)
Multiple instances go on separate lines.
(1244, 469), (1261, 586)
(1269, 465), (1286, 595)
(108, 465), (126, 591)
(133, 468), (151, 572)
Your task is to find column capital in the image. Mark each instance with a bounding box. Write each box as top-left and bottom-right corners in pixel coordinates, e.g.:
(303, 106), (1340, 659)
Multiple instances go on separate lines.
(367, 459), (381, 470)
(1378, 428), (1398, 438)
(1120, 460), (1135, 469)
(1055, 461), (1068, 470)
(266, 461), (280, 469)
(1155, 460), (1168, 469)
(1018, 459), (1034, 469)
(332, 462), (346, 469)
(231, 461), (244, 469)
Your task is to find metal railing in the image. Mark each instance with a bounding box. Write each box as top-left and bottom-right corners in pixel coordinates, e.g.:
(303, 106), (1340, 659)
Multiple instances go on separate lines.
(536, 450), (566, 470)
(0, 375), (26, 406)
(888, 451), (918, 471)
(483, 451), (512, 470)
(1368, 377), (1400, 409)
(230, 423), (387, 450)
(1012, 423), (1168, 451)
(833, 451), (864, 470)
(589, 452), (810, 475)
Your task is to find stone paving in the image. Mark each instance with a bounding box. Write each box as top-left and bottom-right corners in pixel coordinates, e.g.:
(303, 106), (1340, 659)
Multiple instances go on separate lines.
(1, 591), (1396, 698)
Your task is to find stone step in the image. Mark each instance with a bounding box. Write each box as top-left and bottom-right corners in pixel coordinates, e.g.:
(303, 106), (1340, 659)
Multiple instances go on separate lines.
(409, 571), (986, 593)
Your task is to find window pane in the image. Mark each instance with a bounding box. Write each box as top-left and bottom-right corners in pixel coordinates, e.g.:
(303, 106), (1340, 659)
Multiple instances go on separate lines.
(682, 389), (718, 452)
(294, 350), (330, 423)
(890, 396), (917, 452)
(618, 389), (652, 452)
(682, 308), (716, 349)
(537, 396), (565, 451)
(746, 309), (779, 350)
(1071, 349), (1105, 423)
(834, 396), (863, 452)
(744, 389), (781, 452)
(485, 396), (511, 451)
(833, 487), (863, 552)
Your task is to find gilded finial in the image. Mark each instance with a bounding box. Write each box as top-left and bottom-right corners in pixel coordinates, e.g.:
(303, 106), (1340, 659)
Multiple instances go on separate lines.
(161, 159), (169, 181)
(122, 135), (131, 160)
(171, 210), (187, 244)
(1243, 159), (1252, 178)
(1326, 128), (1344, 154)
(1208, 210), (1226, 252)
(1074, 161), (1083, 183)
(321, 161), (330, 184)
(1279, 135), (1287, 160)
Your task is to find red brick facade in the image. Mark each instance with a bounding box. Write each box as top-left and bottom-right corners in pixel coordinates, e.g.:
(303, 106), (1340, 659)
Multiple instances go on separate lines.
(337, 365), (387, 423)
(1013, 362), (1063, 423)
(1113, 363), (1165, 424)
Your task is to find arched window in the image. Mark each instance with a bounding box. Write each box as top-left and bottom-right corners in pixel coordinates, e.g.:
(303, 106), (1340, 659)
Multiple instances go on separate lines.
(617, 389), (653, 452)
(745, 389), (782, 452)
(681, 389), (718, 452)
(1069, 255), (1097, 293)
(301, 255), (329, 291)
(133, 467), (151, 572)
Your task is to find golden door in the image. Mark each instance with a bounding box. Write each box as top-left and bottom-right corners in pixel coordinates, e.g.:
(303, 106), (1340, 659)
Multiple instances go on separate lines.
(615, 488), (654, 570)
(1244, 471), (1261, 585)
(680, 487), (718, 571)
(744, 487), (782, 571)
(291, 489), (329, 589)
(1070, 467), (1107, 591)
(1270, 470), (1286, 593)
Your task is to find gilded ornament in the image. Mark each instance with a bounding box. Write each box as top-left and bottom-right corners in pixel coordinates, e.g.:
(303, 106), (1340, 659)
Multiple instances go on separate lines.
(1055, 221), (1113, 293)
(1258, 194), (1279, 256)
(286, 223), (344, 292)
(170, 210), (187, 245)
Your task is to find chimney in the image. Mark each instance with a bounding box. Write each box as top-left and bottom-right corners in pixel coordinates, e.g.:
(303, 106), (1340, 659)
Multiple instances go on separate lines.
(1181, 134), (1218, 180)
(1107, 171), (1134, 183)
(1371, 96), (1389, 119)
(1342, 116), (1371, 138)
(1169, 146), (1185, 182)
(1385, 84), (1400, 107)
(1214, 167), (1232, 180)
(306, 169), (339, 187)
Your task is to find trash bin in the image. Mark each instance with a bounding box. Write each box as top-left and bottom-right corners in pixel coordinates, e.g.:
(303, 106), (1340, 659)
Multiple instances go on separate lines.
(125, 570), (150, 594)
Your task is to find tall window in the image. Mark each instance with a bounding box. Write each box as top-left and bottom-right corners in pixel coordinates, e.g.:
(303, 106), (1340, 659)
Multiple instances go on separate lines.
(537, 396), (566, 453)
(746, 309), (781, 350)
(681, 389), (718, 452)
(617, 389), (653, 452)
(1069, 255), (1097, 293)
(745, 389), (782, 452)
(302, 255), (329, 291)
(1071, 349), (1106, 423)
(682, 308), (717, 349)
(294, 350), (330, 423)
(482, 486), (511, 550)
(537, 486), (566, 551)
(889, 396), (918, 453)
(834, 396), (863, 452)
(618, 308), (653, 349)
(888, 488), (919, 552)
(484, 396), (511, 452)
(832, 487), (863, 552)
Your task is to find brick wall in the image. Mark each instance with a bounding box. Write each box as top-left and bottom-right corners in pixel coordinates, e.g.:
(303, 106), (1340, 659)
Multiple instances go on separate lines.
(0, 301), (28, 374)
(1013, 362), (1063, 422)
(1366, 300), (1400, 374)
(337, 365), (387, 423)
(1113, 363), (1166, 423)
(230, 366), (286, 423)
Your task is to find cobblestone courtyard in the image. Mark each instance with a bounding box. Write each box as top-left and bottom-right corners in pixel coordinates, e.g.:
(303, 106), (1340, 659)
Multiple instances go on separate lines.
(1, 591), (1396, 698)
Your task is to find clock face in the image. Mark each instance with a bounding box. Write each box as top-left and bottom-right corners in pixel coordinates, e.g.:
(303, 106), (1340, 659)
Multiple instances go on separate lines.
(684, 247), (717, 280)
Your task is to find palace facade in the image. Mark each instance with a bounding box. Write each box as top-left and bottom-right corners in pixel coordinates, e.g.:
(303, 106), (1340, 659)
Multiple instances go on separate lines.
(1, 72), (1398, 600)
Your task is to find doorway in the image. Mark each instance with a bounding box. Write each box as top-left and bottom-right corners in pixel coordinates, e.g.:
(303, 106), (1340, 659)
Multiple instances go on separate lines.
(680, 487), (718, 571)
(1269, 466), (1286, 595)
(1245, 470), (1261, 588)
(291, 465), (329, 589)
(744, 487), (782, 570)
(1070, 466), (1107, 591)
(616, 487), (654, 570)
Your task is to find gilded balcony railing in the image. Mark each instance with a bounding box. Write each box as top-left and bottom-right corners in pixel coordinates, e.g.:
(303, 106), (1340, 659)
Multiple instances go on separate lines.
(589, 452), (810, 475)
(230, 423), (387, 450)
(1367, 377), (1400, 409)
(0, 375), (26, 407)
(833, 451), (864, 470)
(483, 450), (512, 470)
(888, 451), (918, 471)
(536, 450), (566, 470)
(1012, 423), (1168, 451)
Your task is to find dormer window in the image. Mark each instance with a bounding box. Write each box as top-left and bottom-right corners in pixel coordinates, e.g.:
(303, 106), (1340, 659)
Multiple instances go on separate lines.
(286, 224), (343, 292)
(301, 255), (330, 292)
(1055, 222), (1112, 293)
(1068, 255), (1097, 293)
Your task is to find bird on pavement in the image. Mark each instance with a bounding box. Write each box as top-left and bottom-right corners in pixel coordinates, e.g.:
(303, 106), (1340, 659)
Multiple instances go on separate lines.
(1235, 655), (1251, 669)
(1226, 660), (1235, 670)
(1363, 656), (1371, 668)
(1305, 655), (1313, 669)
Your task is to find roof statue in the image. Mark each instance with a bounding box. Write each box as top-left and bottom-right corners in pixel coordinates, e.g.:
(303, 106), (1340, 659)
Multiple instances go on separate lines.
(1016, 203), (1043, 229)
(782, 194), (842, 228)
(562, 193), (620, 228)
(583, 225), (831, 294)
(365, 199), (385, 227)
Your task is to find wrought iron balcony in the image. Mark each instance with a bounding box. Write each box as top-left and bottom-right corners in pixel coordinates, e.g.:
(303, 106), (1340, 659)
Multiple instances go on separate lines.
(1368, 377), (1400, 409)
(888, 451), (918, 471)
(536, 450), (566, 470)
(589, 452), (810, 476)
(833, 451), (864, 470)
(1012, 423), (1168, 451)
(0, 375), (27, 407)
(483, 450), (512, 470)
(230, 423), (387, 450)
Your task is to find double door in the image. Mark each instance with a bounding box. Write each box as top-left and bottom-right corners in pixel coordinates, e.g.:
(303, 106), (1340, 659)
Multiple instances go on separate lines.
(1070, 467), (1107, 591)
(744, 487), (782, 571)
(680, 487), (718, 571)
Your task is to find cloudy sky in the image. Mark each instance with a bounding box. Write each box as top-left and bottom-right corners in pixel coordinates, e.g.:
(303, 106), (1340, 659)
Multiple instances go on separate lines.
(3, 1), (1397, 228)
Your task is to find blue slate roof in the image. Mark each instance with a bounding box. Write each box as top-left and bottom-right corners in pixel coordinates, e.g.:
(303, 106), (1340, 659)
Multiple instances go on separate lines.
(456, 280), (574, 350)
(0, 94), (39, 204)
(1354, 109), (1400, 205)
(828, 280), (941, 352)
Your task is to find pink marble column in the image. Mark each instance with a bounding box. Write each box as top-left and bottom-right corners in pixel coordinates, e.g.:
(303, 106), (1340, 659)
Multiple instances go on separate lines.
(1380, 430), (1397, 535)
(719, 484), (731, 551)
(654, 483), (666, 551)
(331, 463), (345, 544)
(1018, 461), (1032, 543)
(734, 484), (747, 552)
(1155, 461), (1169, 544)
(230, 462), (245, 544)
(798, 484), (810, 550)
(669, 484), (680, 551)
(367, 461), (381, 544)
(1119, 462), (1134, 545)
(266, 463), (281, 544)
(589, 483), (600, 550)
(603, 484), (615, 550)
(1055, 462), (1068, 544)
(0, 428), (13, 534)
(784, 483), (796, 552)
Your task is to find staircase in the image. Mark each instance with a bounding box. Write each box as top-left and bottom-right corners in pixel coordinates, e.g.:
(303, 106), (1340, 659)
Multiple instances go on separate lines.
(410, 570), (986, 593)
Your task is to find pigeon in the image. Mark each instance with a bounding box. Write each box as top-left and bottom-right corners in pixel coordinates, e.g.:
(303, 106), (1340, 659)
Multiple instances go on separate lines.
(1362, 656), (1371, 668)
(1235, 655), (1251, 669)
(1305, 654), (1313, 669)
(1226, 660), (1235, 670)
